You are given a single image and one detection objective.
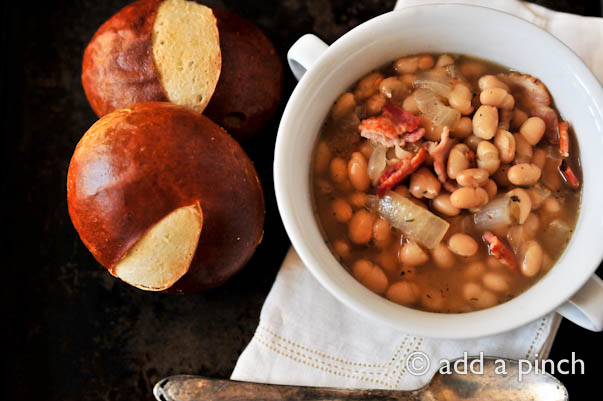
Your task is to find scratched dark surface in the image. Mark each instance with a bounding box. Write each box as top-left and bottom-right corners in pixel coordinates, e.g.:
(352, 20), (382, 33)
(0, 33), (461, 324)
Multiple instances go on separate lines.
(2, 1), (601, 400)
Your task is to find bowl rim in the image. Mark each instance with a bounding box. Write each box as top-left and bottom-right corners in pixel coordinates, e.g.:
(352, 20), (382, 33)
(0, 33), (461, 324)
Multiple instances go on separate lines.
(274, 3), (603, 339)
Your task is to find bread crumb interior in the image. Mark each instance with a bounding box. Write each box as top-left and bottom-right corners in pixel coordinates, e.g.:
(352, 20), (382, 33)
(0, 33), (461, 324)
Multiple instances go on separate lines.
(152, 0), (221, 112)
(114, 203), (203, 291)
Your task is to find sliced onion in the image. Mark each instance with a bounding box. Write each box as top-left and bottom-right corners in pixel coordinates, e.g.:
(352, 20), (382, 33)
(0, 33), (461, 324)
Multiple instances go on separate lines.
(528, 183), (551, 210)
(414, 88), (460, 128)
(506, 225), (525, 254)
(413, 71), (453, 97)
(395, 144), (412, 160)
(368, 145), (387, 185)
(541, 219), (572, 251)
(473, 196), (513, 231)
(386, 158), (400, 167)
(445, 64), (465, 81)
(367, 192), (449, 249)
(385, 145), (412, 168)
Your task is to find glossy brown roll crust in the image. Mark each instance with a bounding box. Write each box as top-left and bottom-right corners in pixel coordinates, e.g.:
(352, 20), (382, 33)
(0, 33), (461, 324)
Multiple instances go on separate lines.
(82, 0), (167, 117)
(204, 9), (283, 142)
(67, 102), (265, 292)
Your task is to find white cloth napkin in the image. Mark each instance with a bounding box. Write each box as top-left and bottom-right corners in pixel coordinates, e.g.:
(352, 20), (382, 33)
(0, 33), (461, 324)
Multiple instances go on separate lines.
(232, 0), (603, 390)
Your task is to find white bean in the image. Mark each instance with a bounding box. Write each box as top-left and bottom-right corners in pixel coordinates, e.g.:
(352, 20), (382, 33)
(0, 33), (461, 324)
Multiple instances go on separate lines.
(400, 241), (429, 266)
(449, 84), (474, 115)
(478, 75), (510, 92)
(409, 167), (441, 199)
(353, 259), (389, 294)
(494, 129), (516, 164)
(456, 168), (489, 188)
(479, 88), (514, 110)
(508, 164), (542, 186)
(432, 193), (461, 216)
(348, 152), (370, 191)
(450, 187), (489, 209)
(521, 241), (543, 277)
(431, 243), (456, 269)
(483, 273), (510, 293)
(447, 144), (471, 179)
(386, 281), (420, 306)
(476, 141), (500, 175)
(448, 233), (478, 257)
(520, 117), (546, 146)
(472, 105), (498, 139)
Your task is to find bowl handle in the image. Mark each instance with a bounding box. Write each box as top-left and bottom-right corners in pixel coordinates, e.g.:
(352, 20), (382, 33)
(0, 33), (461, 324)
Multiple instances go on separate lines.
(556, 274), (603, 331)
(287, 34), (329, 81)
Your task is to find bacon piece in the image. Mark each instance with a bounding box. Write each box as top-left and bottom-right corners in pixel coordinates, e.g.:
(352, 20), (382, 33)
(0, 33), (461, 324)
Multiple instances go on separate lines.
(428, 127), (457, 183)
(482, 231), (518, 271)
(377, 147), (428, 197)
(497, 72), (550, 105)
(559, 159), (580, 189)
(402, 127), (425, 143)
(556, 122), (579, 189)
(497, 72), (559, 144)
(559, 121), (569, 158)
(359, 103), (421, 147)
(359, 116), (404, 147)
(384, 103), (421, 132)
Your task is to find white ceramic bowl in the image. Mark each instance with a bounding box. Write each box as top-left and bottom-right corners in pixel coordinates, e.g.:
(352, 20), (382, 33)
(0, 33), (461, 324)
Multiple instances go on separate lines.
(275, 4), (603, 339)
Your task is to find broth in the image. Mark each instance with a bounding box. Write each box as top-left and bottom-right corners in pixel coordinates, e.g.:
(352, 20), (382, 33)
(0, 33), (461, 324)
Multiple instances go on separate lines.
(311, 53), (581, 313)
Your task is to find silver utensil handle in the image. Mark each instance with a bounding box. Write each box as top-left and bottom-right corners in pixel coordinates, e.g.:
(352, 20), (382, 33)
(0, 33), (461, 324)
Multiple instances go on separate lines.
(154, 375), (423, 401)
